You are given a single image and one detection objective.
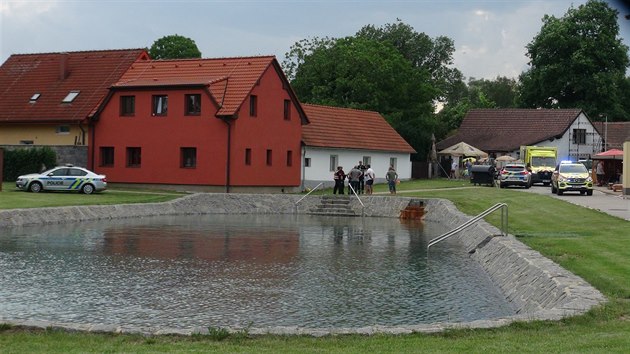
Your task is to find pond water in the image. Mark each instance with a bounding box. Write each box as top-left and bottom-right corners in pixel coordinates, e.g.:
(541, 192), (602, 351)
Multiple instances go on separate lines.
(0, 214), (515, 329)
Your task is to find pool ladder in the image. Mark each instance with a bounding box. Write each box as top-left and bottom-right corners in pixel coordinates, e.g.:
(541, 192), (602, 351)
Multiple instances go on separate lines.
(427, 203), (508, 250)
(295, 182), (365, 216)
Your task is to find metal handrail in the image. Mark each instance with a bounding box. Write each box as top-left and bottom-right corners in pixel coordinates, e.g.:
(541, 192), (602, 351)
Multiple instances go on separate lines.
(295, 182), (324, 205)
(347, 184), (365, 208)
(427, 203), (508, 250)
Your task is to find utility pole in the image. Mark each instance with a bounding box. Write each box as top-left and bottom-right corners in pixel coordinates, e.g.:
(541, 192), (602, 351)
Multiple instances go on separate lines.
(0, 148), (3, 192)
(605, 115), (608, 151)
(599, 114), (608, 152)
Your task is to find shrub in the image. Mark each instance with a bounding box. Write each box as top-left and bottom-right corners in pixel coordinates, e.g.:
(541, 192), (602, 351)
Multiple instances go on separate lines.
(206, 326), (231, 341)
(2, 147), (57, 181)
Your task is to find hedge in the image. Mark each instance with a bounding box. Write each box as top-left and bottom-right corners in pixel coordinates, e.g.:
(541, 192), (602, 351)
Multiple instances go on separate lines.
(2, 147), (57, 181)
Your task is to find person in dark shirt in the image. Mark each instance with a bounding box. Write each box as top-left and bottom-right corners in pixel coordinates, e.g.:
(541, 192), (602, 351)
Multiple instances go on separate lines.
(333, 166), (346, 194)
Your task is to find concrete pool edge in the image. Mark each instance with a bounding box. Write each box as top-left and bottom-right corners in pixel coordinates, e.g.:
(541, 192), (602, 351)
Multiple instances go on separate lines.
(0, 194), (607, 336)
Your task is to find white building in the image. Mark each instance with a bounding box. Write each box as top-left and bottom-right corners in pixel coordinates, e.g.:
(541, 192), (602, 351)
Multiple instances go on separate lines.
(301, 104), (415, 190)
(437, 109), (602, 162)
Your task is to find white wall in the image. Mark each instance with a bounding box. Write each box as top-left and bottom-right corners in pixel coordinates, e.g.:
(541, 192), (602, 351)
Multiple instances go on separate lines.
(301, 147), (411, 190)
(509, 112), (601, 163)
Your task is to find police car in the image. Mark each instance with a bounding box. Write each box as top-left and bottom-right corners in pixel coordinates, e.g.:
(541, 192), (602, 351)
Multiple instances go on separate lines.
(551, 161), (593, 196)
(16, 165), (107, 194)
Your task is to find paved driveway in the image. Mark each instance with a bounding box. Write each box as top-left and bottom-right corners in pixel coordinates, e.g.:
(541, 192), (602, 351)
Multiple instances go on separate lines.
(514, 184), (630, 221)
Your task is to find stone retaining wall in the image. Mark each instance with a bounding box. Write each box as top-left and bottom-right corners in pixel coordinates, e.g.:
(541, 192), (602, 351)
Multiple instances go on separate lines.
(0, 194), (412, 228)
(424, 200), (606, 317)
(0, 194), (606, 336)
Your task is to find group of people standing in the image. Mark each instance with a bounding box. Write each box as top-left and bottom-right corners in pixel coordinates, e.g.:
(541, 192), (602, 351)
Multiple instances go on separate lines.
(333, 162), (399, 195)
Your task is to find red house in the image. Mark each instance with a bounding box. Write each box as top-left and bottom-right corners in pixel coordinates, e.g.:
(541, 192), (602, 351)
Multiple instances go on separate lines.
(90, 56), (308, 192)
(0, 49), (148, 165)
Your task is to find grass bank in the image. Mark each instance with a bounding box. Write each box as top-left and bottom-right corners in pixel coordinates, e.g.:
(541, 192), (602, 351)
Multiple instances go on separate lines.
(1, 179), (629, 353)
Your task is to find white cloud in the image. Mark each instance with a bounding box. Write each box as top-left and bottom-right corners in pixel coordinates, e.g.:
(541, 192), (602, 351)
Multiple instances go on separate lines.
(450, 1), (584, 80)
(474, 9), (489, 20)
(1, 0), (624, 80)
(0, 0), (59, 19)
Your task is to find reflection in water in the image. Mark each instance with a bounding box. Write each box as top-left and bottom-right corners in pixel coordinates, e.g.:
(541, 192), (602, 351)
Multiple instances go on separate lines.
(0, 215), (515, 329)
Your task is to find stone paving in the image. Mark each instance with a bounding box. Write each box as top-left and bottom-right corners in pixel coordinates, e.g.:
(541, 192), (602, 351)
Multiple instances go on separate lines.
(0, 193), (607, 336)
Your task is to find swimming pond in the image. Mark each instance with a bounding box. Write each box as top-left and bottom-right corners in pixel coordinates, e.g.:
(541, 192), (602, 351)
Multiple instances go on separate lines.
(0, 214), (515, 330)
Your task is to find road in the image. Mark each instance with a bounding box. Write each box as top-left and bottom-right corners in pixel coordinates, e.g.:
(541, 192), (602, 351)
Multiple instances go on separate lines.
(515, 184), (630, 221)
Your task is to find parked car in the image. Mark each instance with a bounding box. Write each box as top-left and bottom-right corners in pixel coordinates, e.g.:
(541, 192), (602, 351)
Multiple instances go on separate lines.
(16, 165), (107, 194)
(551, 161), (593, 196)
(578, 158), (593, 174)
(498, 163), (531, 188)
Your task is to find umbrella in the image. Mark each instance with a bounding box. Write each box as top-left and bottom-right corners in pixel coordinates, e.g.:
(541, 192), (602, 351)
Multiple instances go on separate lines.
(495, 155), (516, 162)
(438, 142), (488, 158)
(593, 149), (623, 160)
(462, 157), (477, 163)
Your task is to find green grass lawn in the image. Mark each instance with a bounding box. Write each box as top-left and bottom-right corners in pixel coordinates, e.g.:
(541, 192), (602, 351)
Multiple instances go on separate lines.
(0, 182), (185, 209)
(1, 179), (629, 353)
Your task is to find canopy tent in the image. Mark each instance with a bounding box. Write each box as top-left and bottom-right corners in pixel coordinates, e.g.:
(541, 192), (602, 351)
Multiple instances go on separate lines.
(594, 149), (624, 160)
(495, 155), (517, 162)
(438, 142), (488, 158)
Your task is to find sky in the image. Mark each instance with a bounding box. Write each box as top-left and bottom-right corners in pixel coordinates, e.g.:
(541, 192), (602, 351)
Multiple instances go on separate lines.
(1, 0), (629, 80)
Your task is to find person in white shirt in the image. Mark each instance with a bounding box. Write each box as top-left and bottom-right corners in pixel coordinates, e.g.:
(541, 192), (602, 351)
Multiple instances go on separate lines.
(364, 164), (375, 195)
(451, 160), (458, 179)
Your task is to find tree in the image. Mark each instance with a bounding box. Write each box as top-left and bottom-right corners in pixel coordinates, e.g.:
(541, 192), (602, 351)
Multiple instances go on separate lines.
(283, 37), (336, 81)
(355, 20), (464, 102)
(436, 76), (518, 134)
(519, 0), (630, 120)
(468, 76), (518, 108)
(287, 36), (437, 158)
(149, 34), (202, 59)
(437, 91), (496, 134)
(283, 21), (463, 159)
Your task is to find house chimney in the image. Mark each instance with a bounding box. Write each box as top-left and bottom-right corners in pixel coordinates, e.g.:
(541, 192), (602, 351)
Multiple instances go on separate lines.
(59, 52), (69, 80)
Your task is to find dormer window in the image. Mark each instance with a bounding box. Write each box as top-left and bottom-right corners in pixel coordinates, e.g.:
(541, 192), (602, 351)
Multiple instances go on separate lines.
(62, 91), (80, 103)
(29, 93), (41, 103)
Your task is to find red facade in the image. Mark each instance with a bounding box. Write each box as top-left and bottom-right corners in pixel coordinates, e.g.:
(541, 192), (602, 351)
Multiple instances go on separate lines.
(89, 56), (306, 189)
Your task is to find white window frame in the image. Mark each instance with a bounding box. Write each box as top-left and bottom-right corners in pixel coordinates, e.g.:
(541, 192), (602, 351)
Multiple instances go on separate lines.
(389, 157), (397, 170)
(329, 155), (338, 172)
(56, 125), (70, 135)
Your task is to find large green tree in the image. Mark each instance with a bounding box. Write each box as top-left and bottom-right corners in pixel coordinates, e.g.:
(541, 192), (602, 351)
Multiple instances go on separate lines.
(286, 36), (437, 159)
(288, 37), (437, 158)
(283, 21), (463, 160)
(149, 34), (202, 60)
(436, 76), (518, 134)
(519, 0), (630, 120)
(355, 20), (464, 102)
(468, 76), (518, 108)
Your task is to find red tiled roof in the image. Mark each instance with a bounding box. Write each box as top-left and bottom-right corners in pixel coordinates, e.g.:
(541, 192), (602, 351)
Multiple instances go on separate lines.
(592, 121), (630, 150)
(302, 104), (415, 153)
(436, 108), (584, 152)
(114, 56), (281, 117)
(0, 49), (148, 123)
